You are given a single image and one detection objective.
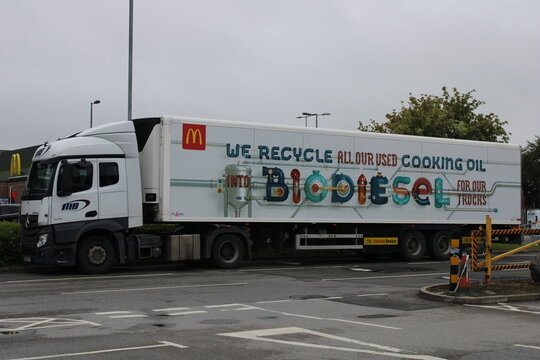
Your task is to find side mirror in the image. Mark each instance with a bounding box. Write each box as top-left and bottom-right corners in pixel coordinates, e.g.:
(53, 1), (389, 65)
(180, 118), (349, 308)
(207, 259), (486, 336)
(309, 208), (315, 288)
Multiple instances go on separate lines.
(76, 159), (91, 169)
(57, 163), (74, 197)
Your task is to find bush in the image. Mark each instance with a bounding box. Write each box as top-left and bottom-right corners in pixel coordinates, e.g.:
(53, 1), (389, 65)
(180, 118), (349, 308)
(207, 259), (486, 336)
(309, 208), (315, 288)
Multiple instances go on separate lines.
(0, 221), (22, 267)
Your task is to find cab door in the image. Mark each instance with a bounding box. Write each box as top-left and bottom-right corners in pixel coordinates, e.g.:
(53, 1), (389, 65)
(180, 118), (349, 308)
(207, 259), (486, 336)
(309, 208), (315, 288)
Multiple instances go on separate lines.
(97, 159), (128, 220)
(51, 159), (99, 224)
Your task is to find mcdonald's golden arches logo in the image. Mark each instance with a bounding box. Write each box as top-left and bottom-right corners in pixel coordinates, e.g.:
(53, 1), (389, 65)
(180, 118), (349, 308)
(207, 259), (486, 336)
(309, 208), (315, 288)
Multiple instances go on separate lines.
(10, 153), (21, 176)
(182, 124), (206, 150)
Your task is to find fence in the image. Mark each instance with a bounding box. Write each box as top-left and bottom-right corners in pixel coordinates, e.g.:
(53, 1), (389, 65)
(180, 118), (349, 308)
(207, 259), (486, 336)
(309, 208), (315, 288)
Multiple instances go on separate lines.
(470, 216), (540, 283)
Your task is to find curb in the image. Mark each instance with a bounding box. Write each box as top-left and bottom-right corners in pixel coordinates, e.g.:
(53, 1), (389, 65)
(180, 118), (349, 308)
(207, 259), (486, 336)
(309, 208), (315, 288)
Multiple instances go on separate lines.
(419, 283), (540, 304)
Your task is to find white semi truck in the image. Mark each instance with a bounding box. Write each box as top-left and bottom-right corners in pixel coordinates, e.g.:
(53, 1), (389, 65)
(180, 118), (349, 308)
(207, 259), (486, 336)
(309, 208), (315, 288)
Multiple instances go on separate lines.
(20, 116), (522, 273)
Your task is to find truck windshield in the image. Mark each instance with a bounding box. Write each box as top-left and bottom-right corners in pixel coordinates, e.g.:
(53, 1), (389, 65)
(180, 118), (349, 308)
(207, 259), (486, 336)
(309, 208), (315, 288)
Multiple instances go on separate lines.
(22, 161), (57, 200)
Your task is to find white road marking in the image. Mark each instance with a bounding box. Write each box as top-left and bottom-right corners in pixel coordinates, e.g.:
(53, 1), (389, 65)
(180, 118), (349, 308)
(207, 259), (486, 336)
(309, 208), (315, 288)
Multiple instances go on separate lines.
(306, 296), (343, 301)
(255, 300), (291, 304)
(204, 303), (243, 308)
(93, 300), (399, 330)
(250, 305), (400, 330)
(465, 304), (540, 315)
(153, 307), (190, 312)
(220, 327), (444, 359)
(356, 293), (388, 297)
(497, 303), (521, 312)
(167, 311), (207, 316)
(94, 311), (132, 315)
(94, 311), (147, 319)
(157, 341), (189, 349)
(0, 317), (100, 332)
(4, 341), (187, 360)
(515, 344), (540, 350)
(322, 272), (447, 281)
(239, 265), (346, 272)
(6, 273), (175, 284)
(204, 303), (259, 311)
(61, 282), (248, 295)
(12, 318), (55, 330)
(350, 268), (374, 272)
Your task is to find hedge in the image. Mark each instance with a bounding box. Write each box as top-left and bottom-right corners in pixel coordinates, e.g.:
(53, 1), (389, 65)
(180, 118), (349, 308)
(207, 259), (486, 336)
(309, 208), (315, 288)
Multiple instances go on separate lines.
(0, 221), (22, 267)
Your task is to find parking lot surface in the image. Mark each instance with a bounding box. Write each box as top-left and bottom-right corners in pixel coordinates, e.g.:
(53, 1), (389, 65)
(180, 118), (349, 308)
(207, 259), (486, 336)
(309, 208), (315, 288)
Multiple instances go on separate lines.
(1, 254), (539, 360)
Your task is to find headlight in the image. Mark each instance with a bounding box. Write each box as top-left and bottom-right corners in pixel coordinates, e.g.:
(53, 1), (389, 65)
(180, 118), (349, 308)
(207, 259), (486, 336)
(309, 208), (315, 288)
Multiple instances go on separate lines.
(37, 234), (49, 248)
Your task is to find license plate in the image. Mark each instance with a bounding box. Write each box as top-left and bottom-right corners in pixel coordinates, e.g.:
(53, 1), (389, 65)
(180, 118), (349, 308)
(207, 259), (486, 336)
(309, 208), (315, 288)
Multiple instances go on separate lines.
(23, 256), (31, 263)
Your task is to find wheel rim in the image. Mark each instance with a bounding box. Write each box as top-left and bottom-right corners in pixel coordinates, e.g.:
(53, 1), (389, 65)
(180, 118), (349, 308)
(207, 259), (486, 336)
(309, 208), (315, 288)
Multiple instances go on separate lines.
(407, 237), (420, 256)
(437, 236), (449, 253)
(87, 245), (107, 265)
(219, 242), (239, 264)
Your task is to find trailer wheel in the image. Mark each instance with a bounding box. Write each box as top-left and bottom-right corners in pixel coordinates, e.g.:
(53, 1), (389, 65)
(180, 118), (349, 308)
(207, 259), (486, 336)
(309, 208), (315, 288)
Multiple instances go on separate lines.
(211, 234), (244, 269)
(400, 231), (426, 261)
(430, 231), (451, 260)
(77, 236), (115, 274)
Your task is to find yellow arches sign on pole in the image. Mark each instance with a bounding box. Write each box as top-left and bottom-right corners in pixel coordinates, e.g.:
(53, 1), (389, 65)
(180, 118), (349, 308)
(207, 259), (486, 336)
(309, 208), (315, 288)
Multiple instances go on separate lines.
(10, 153), (21, 176)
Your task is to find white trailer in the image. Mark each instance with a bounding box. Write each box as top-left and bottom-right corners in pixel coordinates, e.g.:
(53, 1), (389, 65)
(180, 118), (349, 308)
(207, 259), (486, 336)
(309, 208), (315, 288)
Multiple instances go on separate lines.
(20, 116), (521, 273)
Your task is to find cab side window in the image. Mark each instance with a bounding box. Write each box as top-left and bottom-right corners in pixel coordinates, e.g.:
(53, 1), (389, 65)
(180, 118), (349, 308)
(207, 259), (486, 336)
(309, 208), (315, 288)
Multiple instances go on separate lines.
(57, 161), (93, 195)
(99, 162), (119, 187)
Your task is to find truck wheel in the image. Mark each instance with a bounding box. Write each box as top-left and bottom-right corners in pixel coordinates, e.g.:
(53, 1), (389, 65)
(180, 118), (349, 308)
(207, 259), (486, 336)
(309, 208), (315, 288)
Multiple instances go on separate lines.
(400, 231), (426, 261)
(430, 231), (451, 260)
(211, 235), (244, 269)
(77, 236), (115, 274)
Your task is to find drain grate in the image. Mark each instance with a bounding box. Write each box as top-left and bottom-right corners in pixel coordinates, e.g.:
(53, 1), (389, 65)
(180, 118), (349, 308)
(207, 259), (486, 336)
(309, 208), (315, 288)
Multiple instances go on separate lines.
(357, 314), (396, 319)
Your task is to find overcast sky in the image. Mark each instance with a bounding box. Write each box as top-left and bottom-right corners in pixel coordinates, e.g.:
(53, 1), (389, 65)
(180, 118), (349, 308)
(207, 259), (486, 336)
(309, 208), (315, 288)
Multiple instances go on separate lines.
(1, 0), (539, 150)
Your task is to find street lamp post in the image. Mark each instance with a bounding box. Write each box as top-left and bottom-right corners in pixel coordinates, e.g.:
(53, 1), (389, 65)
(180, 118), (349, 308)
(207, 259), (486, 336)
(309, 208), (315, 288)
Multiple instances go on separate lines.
(301, 112), (331, 128)
(128, 0), (133, 121)
(296, 115), (310, 127)
(90, 100), (101, 128)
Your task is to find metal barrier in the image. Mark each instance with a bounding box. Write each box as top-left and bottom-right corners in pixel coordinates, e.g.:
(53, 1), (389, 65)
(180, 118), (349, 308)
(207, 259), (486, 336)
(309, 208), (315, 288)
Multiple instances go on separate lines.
(470, 215), (540, 283)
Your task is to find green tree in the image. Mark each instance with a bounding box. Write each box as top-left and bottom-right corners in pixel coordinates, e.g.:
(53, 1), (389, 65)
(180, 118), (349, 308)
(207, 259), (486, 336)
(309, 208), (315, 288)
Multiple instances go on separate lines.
(358, 87), (510, 143)
(522, 136), (540, 209)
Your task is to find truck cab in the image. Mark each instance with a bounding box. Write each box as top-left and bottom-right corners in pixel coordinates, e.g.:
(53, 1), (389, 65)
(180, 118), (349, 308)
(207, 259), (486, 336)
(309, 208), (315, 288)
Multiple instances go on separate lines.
(20, 122), (143, 272)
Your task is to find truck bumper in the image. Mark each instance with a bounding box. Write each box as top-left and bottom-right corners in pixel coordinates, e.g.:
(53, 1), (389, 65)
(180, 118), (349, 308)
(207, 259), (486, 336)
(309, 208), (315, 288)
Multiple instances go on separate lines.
(21, 226), (77, 267)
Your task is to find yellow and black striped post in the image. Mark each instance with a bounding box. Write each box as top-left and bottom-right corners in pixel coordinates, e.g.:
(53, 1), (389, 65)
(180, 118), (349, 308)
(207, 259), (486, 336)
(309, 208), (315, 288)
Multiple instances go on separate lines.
(470, 230), (480, 271)
(449, 230), (461, 291)
(485, 216), (492, 283)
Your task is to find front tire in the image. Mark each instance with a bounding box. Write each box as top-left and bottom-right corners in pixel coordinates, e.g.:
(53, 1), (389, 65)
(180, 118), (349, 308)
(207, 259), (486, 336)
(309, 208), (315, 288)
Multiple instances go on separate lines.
(211, 235), (245, 269)
(400, 231), (426, 261)
(77, 236), (116, 274)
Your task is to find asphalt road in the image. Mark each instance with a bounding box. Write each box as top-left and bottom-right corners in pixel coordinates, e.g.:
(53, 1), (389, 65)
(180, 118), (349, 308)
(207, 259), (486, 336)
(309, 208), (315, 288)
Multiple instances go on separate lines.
(1, 253), (539, 360)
